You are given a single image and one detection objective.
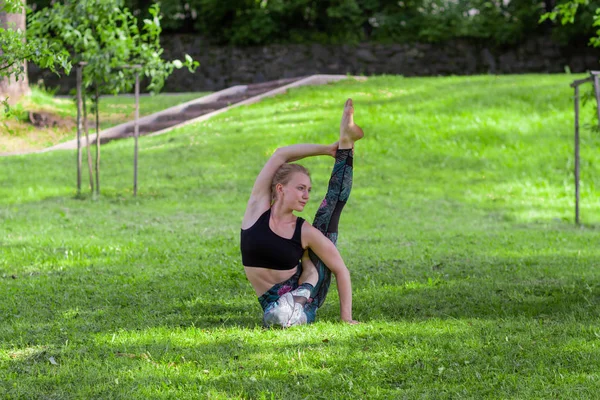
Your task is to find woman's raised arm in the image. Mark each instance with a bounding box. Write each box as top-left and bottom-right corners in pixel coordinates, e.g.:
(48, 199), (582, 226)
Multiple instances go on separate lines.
(303, 224), (356, 323)
(243, 143), (337, 225)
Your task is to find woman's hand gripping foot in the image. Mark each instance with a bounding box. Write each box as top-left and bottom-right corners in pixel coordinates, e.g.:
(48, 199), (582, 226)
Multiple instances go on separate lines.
(339, 98), (364, 149)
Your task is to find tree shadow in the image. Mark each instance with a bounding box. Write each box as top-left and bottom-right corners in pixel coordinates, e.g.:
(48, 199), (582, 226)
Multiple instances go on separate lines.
(4, 297), (600, 399)
(351, 251), (600, 324)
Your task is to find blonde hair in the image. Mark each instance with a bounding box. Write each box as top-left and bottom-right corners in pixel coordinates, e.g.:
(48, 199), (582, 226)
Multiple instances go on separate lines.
(271, 163), (310, 202)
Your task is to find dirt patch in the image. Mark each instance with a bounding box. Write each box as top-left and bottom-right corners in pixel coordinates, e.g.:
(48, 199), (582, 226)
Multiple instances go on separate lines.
(0, 111), (78, 155)
(28, 111), (75, 129)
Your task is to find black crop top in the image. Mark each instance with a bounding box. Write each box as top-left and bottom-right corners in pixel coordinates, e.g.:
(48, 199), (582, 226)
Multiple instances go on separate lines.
(240, 209), (305, 270)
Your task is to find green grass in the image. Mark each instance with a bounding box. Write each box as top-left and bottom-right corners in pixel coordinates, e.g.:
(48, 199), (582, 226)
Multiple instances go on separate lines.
(1, 74), (600, 399)
(0, 88), (209, 153)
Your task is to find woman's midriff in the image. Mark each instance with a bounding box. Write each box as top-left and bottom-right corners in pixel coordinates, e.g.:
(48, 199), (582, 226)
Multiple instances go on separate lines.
(244, 265), (298, 296)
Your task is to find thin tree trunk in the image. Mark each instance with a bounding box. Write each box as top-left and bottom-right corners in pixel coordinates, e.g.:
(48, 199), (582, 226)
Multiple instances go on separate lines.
(83, 92), (94, 193)
(76, 64), (82, 195)
(133, 72), (139, 196)
(544, 0), (556, 13)
(95, 86), (100, 196)
(574, 84), (580, 225)
(594, 74), (600, 129)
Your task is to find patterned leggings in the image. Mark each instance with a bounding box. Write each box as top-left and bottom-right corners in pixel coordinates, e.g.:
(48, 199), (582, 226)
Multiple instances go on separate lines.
(258, 148), (354, 326)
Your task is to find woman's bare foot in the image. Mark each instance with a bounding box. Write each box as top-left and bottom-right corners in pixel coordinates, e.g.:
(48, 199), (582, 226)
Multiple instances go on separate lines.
(339, 98), (364, 149)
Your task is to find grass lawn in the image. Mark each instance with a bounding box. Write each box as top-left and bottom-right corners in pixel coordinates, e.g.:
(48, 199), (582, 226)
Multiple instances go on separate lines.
(0, 88), (209, 154)
(1, 74), (600, 399)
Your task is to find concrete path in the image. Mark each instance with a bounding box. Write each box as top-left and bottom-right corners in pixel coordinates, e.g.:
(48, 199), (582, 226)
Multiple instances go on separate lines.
(2, 74), (357, 156)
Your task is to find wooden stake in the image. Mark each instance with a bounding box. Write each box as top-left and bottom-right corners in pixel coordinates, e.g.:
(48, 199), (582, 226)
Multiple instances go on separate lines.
(133, 71), (140, 197)
(593, 74), (600, 131)
(574, 84), (580, 225)
(76, 64), (82, 195)
(83, 93), (94, 193)
(95, 86), (100, 196)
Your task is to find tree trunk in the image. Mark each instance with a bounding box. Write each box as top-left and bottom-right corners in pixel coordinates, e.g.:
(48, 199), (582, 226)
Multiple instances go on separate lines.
(84, 93), (94, 194)
(544, 0), (557, 13)
(94, 86), (100, 196)
(0, 0), (30, 104)
(76, 64), (82, 195)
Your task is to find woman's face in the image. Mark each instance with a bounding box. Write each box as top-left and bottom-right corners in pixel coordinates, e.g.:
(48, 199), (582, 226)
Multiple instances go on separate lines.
(278, 172), (311, 212)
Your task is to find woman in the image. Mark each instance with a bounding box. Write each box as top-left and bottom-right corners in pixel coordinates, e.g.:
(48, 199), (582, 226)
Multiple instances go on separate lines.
(241, 98), (363, 327)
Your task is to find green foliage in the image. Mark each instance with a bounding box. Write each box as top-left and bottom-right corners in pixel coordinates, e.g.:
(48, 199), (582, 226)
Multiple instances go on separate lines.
(23, 0), (600, 46)
(540, 0), (600, 43)
(1, 0), (24, 13)
(400, 0), (546, 44)
(543, 0), (600, 49)
(540, 1), (600, 130)
(0, 1), (71, 82)
(1, 0), (69, 120)
(1, 75), (600, 397)
(541, 0), (590, 24)
(90, 0), (566, 46)
(28, 0), (198, 96)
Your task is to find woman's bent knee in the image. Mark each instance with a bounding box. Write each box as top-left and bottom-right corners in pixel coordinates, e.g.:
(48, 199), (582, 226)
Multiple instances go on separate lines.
(263, 292), (308, 328)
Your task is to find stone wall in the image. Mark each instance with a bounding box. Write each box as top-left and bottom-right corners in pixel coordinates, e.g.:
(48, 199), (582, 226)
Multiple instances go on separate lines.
(28, 35), (600, 94)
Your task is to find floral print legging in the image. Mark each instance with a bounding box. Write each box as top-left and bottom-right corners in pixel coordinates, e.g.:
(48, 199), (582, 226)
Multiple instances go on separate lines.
(258, 148), (354, 325)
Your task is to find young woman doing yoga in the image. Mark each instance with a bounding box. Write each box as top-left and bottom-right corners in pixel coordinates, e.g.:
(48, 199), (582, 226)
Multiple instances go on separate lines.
(240, 98), (364, 327)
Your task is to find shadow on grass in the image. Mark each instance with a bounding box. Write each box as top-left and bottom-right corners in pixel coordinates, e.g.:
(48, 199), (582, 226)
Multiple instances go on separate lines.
(3, 244), (600, 331)
(3, 228), (600, 397)
(4, 299), (600, 399)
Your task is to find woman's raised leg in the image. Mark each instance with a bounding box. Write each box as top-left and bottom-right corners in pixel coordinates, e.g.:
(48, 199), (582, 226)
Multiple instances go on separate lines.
(307, 99), (363, 313)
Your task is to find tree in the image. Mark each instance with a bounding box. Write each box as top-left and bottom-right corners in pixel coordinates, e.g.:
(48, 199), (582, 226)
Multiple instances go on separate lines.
(541, 0), (600, 43)
(29, 0), (198, 196)
(542, 1), (600, 132)
(541, 0), (589, 24)
(0, 0), (28, 103)
(0, 0), (70, 108)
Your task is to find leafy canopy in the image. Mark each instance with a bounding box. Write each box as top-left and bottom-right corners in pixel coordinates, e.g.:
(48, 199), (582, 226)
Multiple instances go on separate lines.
(0, 0), (71, 82)
(28, 0), (198, 95)
(541, 0), (600, 48)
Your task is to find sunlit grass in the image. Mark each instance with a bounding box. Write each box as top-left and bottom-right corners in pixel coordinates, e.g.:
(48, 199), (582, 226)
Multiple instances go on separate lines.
(1, 74), (600, 398)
